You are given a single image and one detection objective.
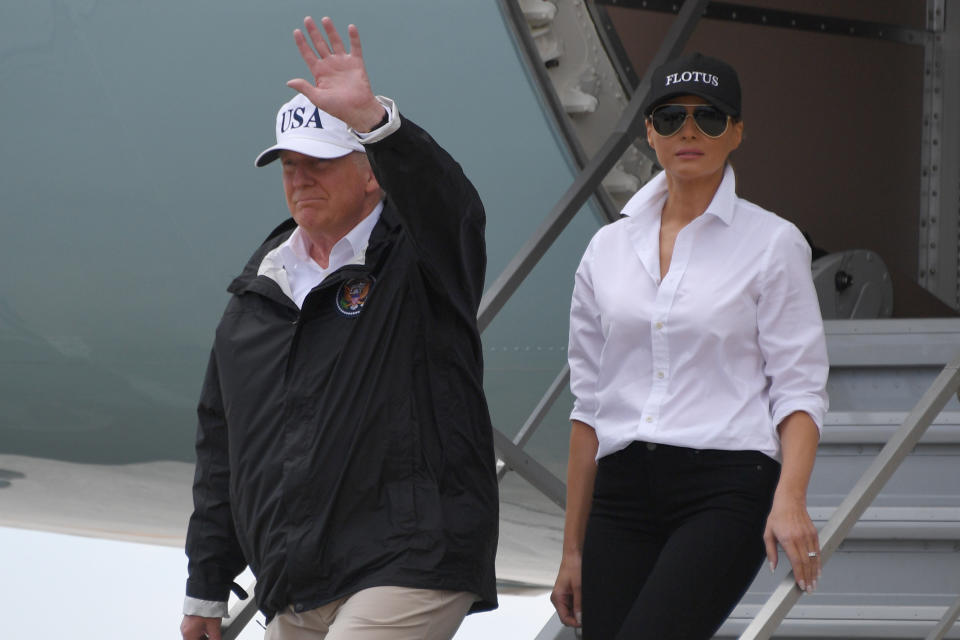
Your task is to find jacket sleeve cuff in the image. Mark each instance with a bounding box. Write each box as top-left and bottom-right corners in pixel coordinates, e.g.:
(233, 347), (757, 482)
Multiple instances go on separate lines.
(350, 96), (401, 144)
(183, 595), (228, 618)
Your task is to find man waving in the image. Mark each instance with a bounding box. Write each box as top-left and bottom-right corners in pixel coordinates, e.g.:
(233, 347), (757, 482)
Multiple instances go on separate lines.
(181, 16), (498, 640)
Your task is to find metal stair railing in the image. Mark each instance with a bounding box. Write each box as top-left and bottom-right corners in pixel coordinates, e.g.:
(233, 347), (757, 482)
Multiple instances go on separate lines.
(739, 352), (960, 640)
(496, 365), (570, 485)
(222, 584), (259, 640)
(927, 594), (960, 640)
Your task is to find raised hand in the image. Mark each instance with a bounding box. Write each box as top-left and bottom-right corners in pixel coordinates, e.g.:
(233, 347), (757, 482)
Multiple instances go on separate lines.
(286, 16), (385, 133)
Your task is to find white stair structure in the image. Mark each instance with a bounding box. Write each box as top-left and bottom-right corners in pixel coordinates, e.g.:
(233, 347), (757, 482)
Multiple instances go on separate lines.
(221, 3), (960, 637)
(495, 1), (960, 638)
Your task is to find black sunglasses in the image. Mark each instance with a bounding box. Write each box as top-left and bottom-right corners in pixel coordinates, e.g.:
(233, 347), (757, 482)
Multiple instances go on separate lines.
(649, 104), (730, 138)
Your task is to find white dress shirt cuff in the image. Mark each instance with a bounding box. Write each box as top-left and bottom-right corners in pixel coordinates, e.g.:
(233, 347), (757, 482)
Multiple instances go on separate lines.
(569, 408), (597, 428)
(350, 96), (401, 144)
(183, 595), (228, 618)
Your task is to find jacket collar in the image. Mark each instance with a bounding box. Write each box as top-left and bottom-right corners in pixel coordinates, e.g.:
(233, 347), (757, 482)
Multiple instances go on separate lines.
(227, 198), (401, 302)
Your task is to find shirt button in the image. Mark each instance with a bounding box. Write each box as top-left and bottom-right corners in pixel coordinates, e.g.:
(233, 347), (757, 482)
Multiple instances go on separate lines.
(645, 416), (653, 423)
(657, 371), (665, 379)
(655, 322), (664, 330)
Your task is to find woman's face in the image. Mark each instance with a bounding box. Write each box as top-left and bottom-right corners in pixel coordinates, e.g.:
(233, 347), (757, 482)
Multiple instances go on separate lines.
(645, 95), (743, 185)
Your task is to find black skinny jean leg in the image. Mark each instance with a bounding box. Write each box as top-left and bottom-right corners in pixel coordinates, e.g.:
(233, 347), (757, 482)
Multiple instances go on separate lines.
(581, 487), (663, 640)
(581, 443), (780, 640)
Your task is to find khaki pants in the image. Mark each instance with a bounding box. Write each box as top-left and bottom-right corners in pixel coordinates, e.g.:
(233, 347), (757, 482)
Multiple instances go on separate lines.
(264, 586), (477, 640)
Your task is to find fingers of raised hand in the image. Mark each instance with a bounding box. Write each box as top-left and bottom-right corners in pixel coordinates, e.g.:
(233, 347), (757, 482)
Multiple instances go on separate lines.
(304, 16), (331, 57)
(293, 28), (320, 69)
(321, 17), (348, 55)
(347, 24), (364, 60)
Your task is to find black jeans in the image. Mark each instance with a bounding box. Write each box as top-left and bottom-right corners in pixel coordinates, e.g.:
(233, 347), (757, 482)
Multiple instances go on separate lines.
(581, 441), (780, 640)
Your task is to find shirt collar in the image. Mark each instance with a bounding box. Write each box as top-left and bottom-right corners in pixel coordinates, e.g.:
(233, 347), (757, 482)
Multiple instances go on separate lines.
(279, 199), (385, 268)
(621, 164), (737, 226)
(621, 165), (738, 284)
(705, 164), (737, 226)
(341, 199), (385, 256)
(621, 169), (668, 219)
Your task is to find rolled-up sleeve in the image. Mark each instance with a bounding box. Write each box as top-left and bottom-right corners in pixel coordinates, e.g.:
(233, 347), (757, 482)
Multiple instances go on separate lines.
(568, 242), (603, 427)
(757, 223), (830, 434)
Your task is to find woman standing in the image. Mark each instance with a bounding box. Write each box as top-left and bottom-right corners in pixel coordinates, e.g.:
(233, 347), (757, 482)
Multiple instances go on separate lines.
(550, 53), (829, 640)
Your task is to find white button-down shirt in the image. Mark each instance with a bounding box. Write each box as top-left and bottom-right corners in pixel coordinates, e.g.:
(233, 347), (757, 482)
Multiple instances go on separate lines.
(569, 166), (829, 461)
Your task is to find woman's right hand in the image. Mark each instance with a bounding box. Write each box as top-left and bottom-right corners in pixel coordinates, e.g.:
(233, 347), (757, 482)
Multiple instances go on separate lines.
(551, 551), (583, 627)
(552, 421), (599, 629)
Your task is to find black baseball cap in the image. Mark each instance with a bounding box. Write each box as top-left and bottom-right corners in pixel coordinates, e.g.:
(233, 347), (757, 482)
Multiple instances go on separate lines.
(641, 52), (741, 118)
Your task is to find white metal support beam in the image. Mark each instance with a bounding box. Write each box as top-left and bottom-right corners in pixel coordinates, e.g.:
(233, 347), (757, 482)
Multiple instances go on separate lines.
(497, 364), (570, 482)
(480, 0), (709, 333)
(925, 591), (960, 640)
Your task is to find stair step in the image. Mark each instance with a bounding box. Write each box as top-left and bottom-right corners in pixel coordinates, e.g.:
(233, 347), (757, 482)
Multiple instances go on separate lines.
(822, 411), (960, 444)
(809, 506), (960, 540)
(719, 604), (960, 638)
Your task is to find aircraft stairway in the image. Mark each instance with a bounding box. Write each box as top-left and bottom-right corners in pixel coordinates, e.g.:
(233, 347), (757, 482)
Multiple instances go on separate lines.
(501, 2), (960, 637)
(718, 409), (960, 639)
(531, 325), (960, 638)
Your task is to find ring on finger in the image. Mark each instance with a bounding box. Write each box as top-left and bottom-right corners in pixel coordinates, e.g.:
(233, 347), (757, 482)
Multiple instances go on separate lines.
(807, 551), (818, 558)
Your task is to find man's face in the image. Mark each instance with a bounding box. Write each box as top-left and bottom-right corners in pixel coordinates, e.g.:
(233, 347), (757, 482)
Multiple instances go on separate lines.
(280, 150), (378, 239)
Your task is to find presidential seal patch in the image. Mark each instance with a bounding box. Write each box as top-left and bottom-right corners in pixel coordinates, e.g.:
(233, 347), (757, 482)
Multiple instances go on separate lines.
(336, 277), (374, 316)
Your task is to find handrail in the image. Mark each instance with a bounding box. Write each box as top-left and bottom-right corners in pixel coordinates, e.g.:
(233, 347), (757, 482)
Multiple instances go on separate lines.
(497, 364), (570, 482)
(221, 582), (258, 640)
(739, 352), (960, 640)
(492, 425), (567, 509)
(926, 592), (960, 640)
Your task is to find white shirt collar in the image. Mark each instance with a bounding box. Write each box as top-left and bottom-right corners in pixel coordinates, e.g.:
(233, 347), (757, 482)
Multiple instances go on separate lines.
(280, 199), (384, 269)
(623, 165), (738, 286)
(260, 199), (385, 308)
(621, 164), (737, 226)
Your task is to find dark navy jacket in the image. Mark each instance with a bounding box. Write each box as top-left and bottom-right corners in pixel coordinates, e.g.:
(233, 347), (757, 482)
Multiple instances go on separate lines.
(184, 116), (499, 620)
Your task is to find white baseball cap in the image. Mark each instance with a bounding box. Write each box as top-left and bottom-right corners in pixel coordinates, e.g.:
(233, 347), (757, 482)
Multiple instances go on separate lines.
(255, 93), (365, 167)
